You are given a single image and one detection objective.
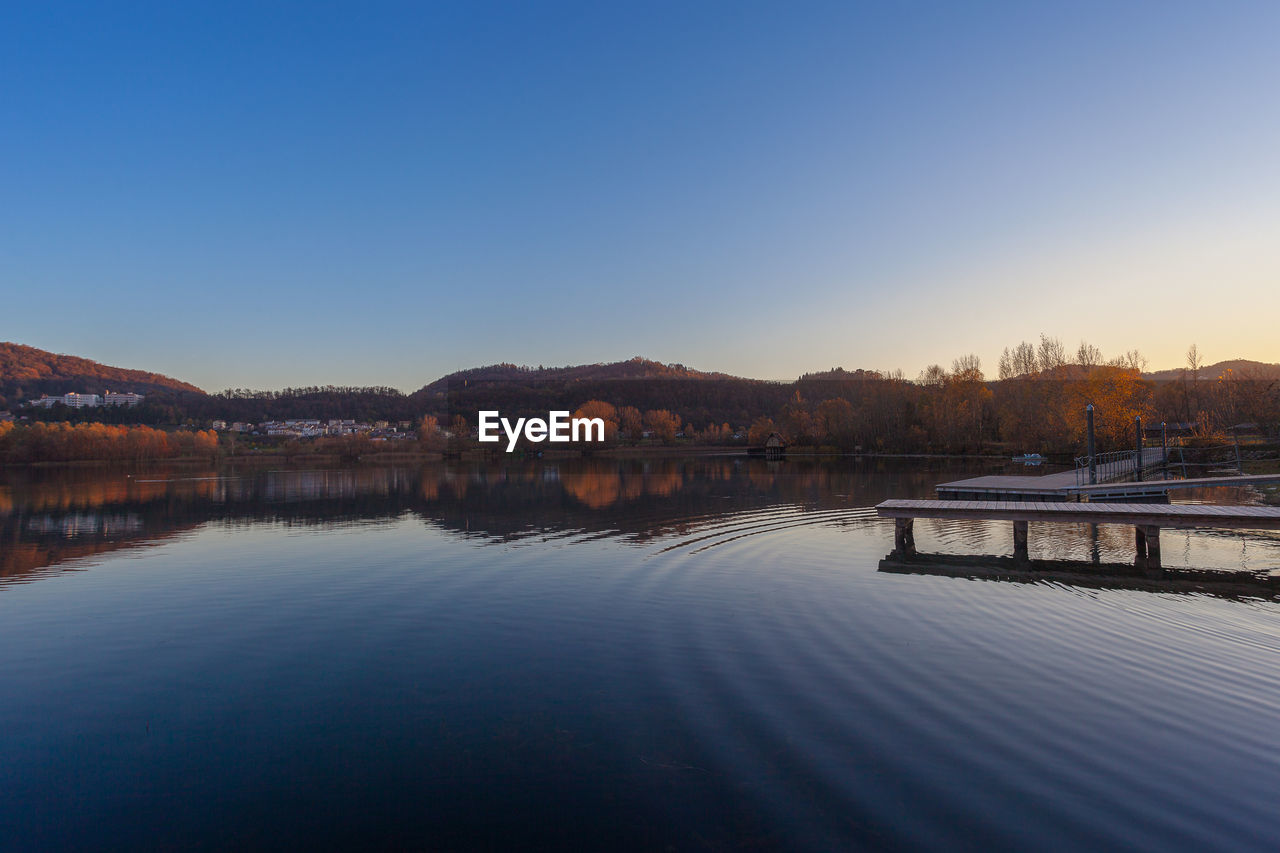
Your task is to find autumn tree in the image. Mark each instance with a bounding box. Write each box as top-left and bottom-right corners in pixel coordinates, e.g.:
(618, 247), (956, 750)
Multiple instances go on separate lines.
(418, 415), (446, 451)
(814, 398), (855, 446)
(1063, 365), (1153, 450)
(0, 422), (219, 463)
(747, 417), (778, 446)
(572, 400), (619, 442)
(448, 414), (470, 452)
(944, 356), (992, 451)
(643, 409), (681, 443)
(617, 406), (643, 443)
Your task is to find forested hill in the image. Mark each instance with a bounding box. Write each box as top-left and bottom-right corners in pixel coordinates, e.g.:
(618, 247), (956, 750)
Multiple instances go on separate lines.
(0, 342), (205, 403)
(418, 357), (738, 395)
(1143, 360), (1280, 382)
(8, 342), (1278, 453)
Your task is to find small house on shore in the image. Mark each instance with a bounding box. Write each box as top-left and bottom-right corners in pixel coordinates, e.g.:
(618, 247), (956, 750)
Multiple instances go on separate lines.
(748, 432), (787, 459)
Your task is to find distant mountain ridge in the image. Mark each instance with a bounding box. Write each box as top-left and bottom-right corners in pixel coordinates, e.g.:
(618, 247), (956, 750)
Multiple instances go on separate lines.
(1143, 359), (1280, 382)
(5, 341), (1278, 413)
(0, 342), (205, 403)
(418, 357), (738, 395)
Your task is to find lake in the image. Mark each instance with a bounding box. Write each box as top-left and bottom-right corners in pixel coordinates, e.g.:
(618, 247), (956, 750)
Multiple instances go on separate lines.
(3, 457), (1280, 850)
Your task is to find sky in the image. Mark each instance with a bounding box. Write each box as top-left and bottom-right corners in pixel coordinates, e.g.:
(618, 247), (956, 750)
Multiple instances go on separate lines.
(3, 1), (1278, 392)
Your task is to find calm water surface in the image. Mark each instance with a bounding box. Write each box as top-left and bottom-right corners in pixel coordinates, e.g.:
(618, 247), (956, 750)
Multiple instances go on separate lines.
(3, 458), (1280, 850)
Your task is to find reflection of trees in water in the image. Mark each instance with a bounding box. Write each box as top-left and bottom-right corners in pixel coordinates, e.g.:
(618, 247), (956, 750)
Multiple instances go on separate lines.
(1, 521), (206, 585)
(419, 470), (440, 502)
(419, 459), (703, 512)
(1, 458), (976, 582)
(748, 463), (779, 493)
(561, 468), (622, 509)
(920, 516), (1157, 561)
(0, 466), (219, 513)
(1, 466), (421, 582)
(561, 460), (684, 507)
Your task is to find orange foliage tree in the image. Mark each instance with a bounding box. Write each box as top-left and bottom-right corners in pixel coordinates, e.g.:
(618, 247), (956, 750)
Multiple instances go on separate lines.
(617, 406), (643, 442)
(0, 422), (220, 463)
(1059, 366), (1153, 450)
(643, 409), (681, 443)
(572, 400), (619, 442)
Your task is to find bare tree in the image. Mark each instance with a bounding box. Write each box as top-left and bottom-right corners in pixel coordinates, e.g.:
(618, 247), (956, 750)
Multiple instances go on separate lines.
(1109, 349), (1148, 372)
(1186, 344), (1202, 380)
(920, 364), (948, 388)
(1076, 341), (1104, 369)
(1037, 334), (1066, 374)
(998, 348), (1014, 380)
(999, 341), (1038, 379)
(1182, 343), (1203, 425)
(952, 354), (982, 380)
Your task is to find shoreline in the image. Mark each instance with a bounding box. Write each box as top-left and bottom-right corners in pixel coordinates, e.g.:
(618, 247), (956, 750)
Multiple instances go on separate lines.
(3, 447), (1030, 469)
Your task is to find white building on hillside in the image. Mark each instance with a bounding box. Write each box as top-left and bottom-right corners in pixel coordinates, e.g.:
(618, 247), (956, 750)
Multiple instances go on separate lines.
(30, 391), (144, 408)
(34, 392), (103, 408)
(63, 393), (101, 408)
(103, 391), (145, 406)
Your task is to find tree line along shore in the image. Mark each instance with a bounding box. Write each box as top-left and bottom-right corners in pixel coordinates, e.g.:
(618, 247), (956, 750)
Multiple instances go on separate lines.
(4, 339), (1278, 465)
(4, 370), (1278, 467)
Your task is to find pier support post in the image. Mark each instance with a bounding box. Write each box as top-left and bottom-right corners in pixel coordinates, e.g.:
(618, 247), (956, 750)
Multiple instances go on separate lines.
(1013, 520), (1029, 565)
(1134, 525), (1148, 569)
(894, 518), (916, 558)
(1145, 526), (1162, 574)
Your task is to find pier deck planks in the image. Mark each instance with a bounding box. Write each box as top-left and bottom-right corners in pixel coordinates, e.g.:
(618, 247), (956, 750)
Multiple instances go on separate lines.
(877, 499), (1280, 530)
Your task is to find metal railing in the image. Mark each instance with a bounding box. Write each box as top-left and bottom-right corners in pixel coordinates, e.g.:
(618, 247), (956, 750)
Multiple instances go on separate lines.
(1074, 448), (1166, 486)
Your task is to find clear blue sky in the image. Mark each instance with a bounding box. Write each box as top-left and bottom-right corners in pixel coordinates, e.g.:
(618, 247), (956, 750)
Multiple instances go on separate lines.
(3, 1), (1277, 391)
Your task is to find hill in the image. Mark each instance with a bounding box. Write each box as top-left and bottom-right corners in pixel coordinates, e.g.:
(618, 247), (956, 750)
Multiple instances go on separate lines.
(411, 357), (785, 428)
(1144, 359), (1280, 383)
(417, 357), (738, 395)
(0, 342), (205, 405)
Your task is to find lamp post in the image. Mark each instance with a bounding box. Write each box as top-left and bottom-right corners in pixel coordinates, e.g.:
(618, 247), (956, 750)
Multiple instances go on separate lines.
(1087, 404), (1097, 485)
(1135, 415), (1143, 482)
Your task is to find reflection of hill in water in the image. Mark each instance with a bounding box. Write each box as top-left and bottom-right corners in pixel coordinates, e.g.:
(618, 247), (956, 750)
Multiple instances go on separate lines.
(412, 458), (950, 543)
(1, 458), (965, 583)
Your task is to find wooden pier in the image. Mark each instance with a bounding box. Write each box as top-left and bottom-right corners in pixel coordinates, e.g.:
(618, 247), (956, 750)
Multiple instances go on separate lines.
(876, 498), (1280, 571)
(936, 455), (1280, 502)
(936, 448), (1168, 501)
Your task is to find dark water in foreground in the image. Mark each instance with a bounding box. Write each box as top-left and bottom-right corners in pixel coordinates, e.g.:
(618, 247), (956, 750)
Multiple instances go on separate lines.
(3, 457), (1280, 851)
